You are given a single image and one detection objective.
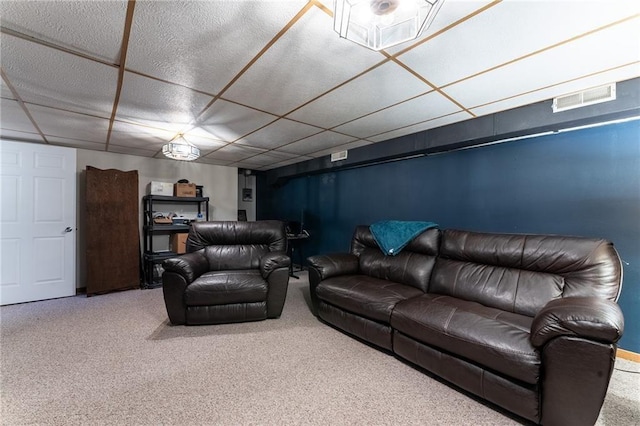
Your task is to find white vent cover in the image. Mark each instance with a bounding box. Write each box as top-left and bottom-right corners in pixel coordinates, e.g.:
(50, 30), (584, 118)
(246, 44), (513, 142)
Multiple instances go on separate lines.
(552, 83), (616, 113)
(331, 150), (348, 162)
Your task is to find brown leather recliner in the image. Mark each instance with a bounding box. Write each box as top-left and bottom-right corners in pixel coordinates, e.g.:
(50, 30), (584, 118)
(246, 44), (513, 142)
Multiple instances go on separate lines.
(162, 220), (291, 325)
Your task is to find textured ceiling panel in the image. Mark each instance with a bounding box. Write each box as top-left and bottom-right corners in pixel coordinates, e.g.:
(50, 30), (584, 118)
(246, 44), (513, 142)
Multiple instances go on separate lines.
(1, 35), (118, 117)
(279, 130), (356, 156)
(469, 64), (640, 119)
(288, 61), (431, 129)
(1, 0), (638, 169)
(399, 1), (640, 88)
(1, 80), (15, 100)
(127, 0), (308, 95)
(0, 0), (127, 63)
(235, 118), (323, 150)
(223, 7), (382, 115)
(0, 98), (39, 134)
(334, 91), (464, 139)
(307, 139), (372, 158)
(116, 72), (213, 130)
(196, 100), (278, 143)
(367, 111), (470, 143)
(446, 19), (640, 109)
(203, 143), (266, 162)
(28, 105), (110, 144)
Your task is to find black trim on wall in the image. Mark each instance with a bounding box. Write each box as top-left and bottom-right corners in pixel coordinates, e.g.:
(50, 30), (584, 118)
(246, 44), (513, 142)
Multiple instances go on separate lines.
(263, 77), (640, 187)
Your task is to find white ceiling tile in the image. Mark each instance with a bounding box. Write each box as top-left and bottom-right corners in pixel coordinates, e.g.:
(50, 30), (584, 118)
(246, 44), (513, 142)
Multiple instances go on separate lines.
(127, 1), (308, 94)
(236, 118), (323, 150)
(262, 155), (315, 170)
(367, 111), (470, 143)
(196, 100), (278, 142)
(196, 157), (233, 166)
(108, 144), (156, 157)
(470, 66), (640, 119)
(179, 133), (228, 151)
(46, 136), (105, 151)
(445, 19), (640, 109)
(203, 143), (266, 162)
(278, 130), (357, 156)
(223, 7), (383, 115)
(1, 35), (118, 117)
(116, 72), (214, 128)
(333, 91), (464, 139)
(384, 0), (496, 56)
(288, 61), (431, 128)
(236, 151), (299, 168)
(0, 129), (44, 144)
(399, 1), (640, 87)
(0, 98), (39, 134)
(0, 0), (127, 62)
(1, 80), (16, 100)
(308, 139), (373, 158)
(28, 105), (110, 144)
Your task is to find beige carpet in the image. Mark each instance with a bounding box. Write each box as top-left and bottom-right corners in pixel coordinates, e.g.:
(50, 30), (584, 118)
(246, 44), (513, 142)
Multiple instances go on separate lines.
(1, 272), (638, 425)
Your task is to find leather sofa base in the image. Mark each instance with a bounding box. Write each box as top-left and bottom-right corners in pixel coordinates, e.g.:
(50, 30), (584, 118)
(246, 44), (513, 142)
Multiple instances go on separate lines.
(318, 301), (393, 351)
(186, 302), (267, 325)
(393, 331), (540, 423)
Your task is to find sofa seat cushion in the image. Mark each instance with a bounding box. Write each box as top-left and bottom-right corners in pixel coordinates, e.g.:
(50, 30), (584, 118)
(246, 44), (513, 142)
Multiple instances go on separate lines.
(185, 270), (267, 306)
(316, 275), (424, 323)
(391, 294), (540, 384)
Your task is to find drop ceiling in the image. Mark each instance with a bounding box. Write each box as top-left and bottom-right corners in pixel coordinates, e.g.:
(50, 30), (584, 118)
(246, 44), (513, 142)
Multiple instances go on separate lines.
(1, 0), (639, 170)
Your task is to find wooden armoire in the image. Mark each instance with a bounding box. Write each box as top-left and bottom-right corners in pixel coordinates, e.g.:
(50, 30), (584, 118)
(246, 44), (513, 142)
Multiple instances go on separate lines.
(85, 166), (140, 295)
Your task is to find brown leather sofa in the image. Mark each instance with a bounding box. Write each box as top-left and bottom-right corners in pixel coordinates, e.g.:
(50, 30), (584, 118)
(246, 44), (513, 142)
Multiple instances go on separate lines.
(162, 220), (290, 325)
(307, 226), (624, 426)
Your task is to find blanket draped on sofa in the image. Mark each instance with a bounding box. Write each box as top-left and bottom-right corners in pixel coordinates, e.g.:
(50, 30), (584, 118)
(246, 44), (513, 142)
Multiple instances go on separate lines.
(370, 220), (438, 255)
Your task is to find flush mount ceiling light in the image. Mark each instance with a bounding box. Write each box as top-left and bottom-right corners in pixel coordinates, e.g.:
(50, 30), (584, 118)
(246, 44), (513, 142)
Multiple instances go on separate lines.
(162, 135), (200, 161)
(334, 0), (444, 51)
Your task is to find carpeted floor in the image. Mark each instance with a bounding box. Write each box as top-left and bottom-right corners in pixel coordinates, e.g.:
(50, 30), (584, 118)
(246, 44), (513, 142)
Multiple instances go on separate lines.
(1, 272), (638, 425)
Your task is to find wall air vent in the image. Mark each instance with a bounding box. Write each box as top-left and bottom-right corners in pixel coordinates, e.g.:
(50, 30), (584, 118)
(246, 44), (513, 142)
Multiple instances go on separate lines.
(331, 150), (348, 162)
(552, 83), (616, 113)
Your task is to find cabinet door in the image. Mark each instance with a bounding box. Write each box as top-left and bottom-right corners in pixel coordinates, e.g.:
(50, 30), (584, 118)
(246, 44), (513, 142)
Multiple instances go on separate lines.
(85, 166), (140, 295)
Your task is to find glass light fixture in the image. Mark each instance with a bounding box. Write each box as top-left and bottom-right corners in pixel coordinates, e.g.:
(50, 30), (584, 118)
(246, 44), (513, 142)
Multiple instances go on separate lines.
(334, 0), (444, 51)
(162, 135), (200, 161)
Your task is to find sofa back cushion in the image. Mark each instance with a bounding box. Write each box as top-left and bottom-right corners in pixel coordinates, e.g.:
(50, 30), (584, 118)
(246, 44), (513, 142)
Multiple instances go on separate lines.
(186, 220), (287, 270)
(350, 225), (440, 292)
(430, 229), (622, 316)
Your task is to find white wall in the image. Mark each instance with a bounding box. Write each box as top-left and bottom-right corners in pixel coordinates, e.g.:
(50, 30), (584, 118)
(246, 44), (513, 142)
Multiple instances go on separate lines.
(76, 149), (237, 288)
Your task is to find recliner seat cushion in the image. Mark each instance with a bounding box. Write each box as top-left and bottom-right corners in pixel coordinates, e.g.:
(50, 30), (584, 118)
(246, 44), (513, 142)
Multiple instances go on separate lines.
(185, 270), (267, 306)
(316, 275), (423, 323)
(391, 294), (540, 384)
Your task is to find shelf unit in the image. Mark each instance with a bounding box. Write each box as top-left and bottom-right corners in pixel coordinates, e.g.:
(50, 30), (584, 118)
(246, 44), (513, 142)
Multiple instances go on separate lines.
(142, 195), (209, 288)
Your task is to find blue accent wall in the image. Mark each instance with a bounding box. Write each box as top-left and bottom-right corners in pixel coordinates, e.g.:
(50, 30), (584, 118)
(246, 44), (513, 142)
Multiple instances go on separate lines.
(263, 120), (640, 352)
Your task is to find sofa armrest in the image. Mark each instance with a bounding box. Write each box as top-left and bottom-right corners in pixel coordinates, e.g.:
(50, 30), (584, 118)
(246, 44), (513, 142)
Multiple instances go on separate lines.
(162, 250), (209, 285)
(307, 253), (359, 281)
(530, 297), (624, 348)
(260, 252), (291, 279)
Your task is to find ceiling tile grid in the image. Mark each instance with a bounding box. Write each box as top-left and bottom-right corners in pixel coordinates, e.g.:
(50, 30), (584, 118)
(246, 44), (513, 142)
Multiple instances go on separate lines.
(1, 0), (638, 170)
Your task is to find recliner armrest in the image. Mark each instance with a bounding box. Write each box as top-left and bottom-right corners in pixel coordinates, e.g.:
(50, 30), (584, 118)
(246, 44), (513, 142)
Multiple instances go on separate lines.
(162, 250), (209, 284)
(260, 252), (291, 279)
(530, 297), (624, 348)
(307, 253), (359, 281)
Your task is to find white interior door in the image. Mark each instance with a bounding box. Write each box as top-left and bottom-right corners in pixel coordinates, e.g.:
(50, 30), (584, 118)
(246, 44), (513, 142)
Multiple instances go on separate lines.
(0, 140), (76, 305)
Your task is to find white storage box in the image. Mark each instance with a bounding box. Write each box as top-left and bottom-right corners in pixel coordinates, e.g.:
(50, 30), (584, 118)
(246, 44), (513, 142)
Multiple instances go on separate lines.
(148, 181), (174, 196)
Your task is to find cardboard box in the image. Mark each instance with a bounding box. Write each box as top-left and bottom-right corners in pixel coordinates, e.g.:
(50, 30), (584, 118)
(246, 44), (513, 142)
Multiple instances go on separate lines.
(171, 233), (188, 254)
(148, 181), (174, 196)
(174, 183), (196, 197)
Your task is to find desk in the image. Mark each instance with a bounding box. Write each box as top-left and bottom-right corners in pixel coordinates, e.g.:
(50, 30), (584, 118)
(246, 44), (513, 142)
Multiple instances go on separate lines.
(286, 232), (309, 279)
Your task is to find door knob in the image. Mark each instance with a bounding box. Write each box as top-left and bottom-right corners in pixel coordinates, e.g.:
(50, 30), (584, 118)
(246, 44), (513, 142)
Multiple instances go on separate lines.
(65, 227), (73, 233)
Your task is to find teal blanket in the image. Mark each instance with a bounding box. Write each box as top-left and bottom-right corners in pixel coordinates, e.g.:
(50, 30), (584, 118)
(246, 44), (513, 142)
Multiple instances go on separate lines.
(370, 220), (439, 256)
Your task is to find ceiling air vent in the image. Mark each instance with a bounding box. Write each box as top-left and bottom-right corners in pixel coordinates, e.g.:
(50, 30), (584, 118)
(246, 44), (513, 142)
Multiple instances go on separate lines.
(331, 150), (348, 162)
(552, 83), (616, 113)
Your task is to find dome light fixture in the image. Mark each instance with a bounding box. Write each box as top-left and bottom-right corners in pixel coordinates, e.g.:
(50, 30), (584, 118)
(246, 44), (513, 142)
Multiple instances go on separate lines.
(162, 135), (200, 161)
(333, 0), (444, 51)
